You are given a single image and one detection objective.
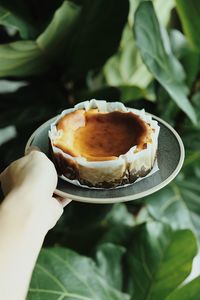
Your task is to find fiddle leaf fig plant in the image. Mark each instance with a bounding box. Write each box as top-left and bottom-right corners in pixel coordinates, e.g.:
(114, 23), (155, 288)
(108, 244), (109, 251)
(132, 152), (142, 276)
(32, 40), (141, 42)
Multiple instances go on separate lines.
(0, 1), (200, 299)
(27, 223), (198, 300)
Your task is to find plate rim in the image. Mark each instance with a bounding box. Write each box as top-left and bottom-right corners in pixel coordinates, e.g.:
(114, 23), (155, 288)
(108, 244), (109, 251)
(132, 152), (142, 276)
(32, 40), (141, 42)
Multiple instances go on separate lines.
(25, 112), (185, 204)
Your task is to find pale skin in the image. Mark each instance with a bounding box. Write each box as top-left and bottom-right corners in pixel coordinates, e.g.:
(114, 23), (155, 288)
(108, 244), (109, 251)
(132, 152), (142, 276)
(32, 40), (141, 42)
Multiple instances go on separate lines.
(0, 151), (70, 300)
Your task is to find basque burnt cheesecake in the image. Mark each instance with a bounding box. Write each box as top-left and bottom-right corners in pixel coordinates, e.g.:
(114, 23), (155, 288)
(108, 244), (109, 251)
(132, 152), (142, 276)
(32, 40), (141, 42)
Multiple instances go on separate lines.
(49, 100), (160, 188)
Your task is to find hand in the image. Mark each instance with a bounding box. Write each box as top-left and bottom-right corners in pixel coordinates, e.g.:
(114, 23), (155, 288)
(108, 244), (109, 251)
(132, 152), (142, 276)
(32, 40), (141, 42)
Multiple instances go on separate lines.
(0, 151), (65, 232)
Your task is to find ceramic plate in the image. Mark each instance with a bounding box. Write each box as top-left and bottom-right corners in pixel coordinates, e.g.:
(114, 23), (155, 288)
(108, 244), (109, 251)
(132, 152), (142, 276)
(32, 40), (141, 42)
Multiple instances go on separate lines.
(25, 114), (184, 204)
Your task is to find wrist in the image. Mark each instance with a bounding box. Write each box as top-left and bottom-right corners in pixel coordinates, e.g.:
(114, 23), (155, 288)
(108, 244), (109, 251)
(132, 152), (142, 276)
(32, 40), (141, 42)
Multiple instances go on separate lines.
(0, 191), (49, 239)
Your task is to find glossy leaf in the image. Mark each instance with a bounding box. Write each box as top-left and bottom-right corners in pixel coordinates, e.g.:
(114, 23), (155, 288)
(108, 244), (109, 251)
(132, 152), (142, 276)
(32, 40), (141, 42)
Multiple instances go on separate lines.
(0, 41), (49, 77)
(119, 85), (146, 102)
(37, 1), (81, 59)
(0, 0), (126, 77)
(134, 1), (197, 124)
(98, 203), (134, 247)
(126, 222), (197, 300)
(67, 0), (129, 76)
(129, 0), (174, 27)
(28, 247), (130, 300)
(166, 276), (200, 300)
(104, 25), (152, 90)
(169, 30), (200, 87)
(96, 243), (125, 290)
(0, 0), (63, 38)
(176, 0), (200, 52)
(104, 0), (175, 93)
(0, 6), (36, 39)
(145, 179), (200, 241)
(0, 1), (80, 77)
(0, 29), (45, 78)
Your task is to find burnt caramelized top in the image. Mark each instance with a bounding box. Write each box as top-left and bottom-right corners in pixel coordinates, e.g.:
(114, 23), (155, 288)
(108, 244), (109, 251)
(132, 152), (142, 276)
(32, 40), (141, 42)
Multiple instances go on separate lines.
(53, 109), (149, 161)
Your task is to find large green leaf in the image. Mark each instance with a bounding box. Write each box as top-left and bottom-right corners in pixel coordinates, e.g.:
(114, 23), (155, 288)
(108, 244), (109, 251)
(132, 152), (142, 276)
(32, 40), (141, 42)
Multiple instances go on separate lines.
(129, 0), (174, 27)
(98, 203), (135, 247)
(0, 0), (63, 39)
(37, 1), (81, 60)
(28, 247), (130, 300)
(145, 178), (200, 241)
(0, 6), (36, 39)
(176, 0), (200, 52)
(0, 1), (80, 77)
(169, 30), (200, 87)
(0, 41), (49, 77)
(104, 26), (152, 89)
(95, 243), (125, 290)
(166, 276), (200, 300)
(0, 0), (126, 78)
(134, 1), (197, 124)
(125, 222), (197, 300)
(67, 0), (129, 77)
(104, 0), (174, 93)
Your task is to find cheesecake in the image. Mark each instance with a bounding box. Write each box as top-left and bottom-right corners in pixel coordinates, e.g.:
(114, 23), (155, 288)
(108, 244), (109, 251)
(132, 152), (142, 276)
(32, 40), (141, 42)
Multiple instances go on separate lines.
(49, 100), (160, 188)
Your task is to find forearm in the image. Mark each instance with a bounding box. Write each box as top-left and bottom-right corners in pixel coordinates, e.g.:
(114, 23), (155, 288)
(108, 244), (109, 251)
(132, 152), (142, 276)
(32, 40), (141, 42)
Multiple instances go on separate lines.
(0, 192), (47, 300)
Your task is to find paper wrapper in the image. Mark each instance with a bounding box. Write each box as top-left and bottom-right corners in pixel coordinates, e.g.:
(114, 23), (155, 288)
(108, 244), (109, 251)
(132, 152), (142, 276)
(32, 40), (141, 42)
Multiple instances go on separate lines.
(59, 160), (159, 190)
(49, 99), (160, 189)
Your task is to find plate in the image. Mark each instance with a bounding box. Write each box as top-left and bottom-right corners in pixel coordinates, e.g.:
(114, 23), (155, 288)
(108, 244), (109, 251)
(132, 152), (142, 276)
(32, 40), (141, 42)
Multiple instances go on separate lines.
(25, 114), (184, 204)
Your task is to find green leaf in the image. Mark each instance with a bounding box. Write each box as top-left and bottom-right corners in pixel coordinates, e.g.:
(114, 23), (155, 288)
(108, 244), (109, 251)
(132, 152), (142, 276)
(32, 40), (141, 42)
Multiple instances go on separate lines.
(105, 203), (134, 227)
(0, 41), (49, 77)
(28, 247), (130, 300)
(0, 6), (37, 39)
(166, 276), (200, 300)
(0, 0), (64, 39)
(183, 128), (200, 151)
(96, 243), (125, 290)
(145, 179), (200, 241)
(119, 85), (146, 102)
(176, 0), (200, 52)
(104, 25), (152, 90)
(134, 1), (197, 124)
(156, 86), (179, 126)
(98, 203), (134, 247)
(0, 1), (81, 77)
(169, 30), (200, 87)
(126, 222), (197, 300)
(129, 0), (175, 27)
(104, 0), (175, 93)
(67, 0), (129, 76)
(120, 36), (152, 88)
(37, 1), (81, 60)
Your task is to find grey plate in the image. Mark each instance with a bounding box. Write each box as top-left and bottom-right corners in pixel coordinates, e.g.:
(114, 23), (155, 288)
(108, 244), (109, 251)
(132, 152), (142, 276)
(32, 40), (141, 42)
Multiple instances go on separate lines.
(25, 114), (184, 204)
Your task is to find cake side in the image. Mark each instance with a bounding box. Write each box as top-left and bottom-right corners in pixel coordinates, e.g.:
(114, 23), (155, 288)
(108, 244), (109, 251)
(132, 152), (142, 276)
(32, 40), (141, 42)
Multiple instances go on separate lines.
(49, 99), (160, 188)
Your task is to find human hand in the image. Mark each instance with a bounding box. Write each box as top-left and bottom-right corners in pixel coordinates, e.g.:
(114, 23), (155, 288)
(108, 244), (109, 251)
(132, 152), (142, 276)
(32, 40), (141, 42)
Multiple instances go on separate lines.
(0, 151), (68, 232)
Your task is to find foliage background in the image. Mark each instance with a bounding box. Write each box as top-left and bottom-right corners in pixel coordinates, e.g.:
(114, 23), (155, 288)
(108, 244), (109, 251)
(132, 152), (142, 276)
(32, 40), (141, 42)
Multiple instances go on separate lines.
(0, 0), (200, 299)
